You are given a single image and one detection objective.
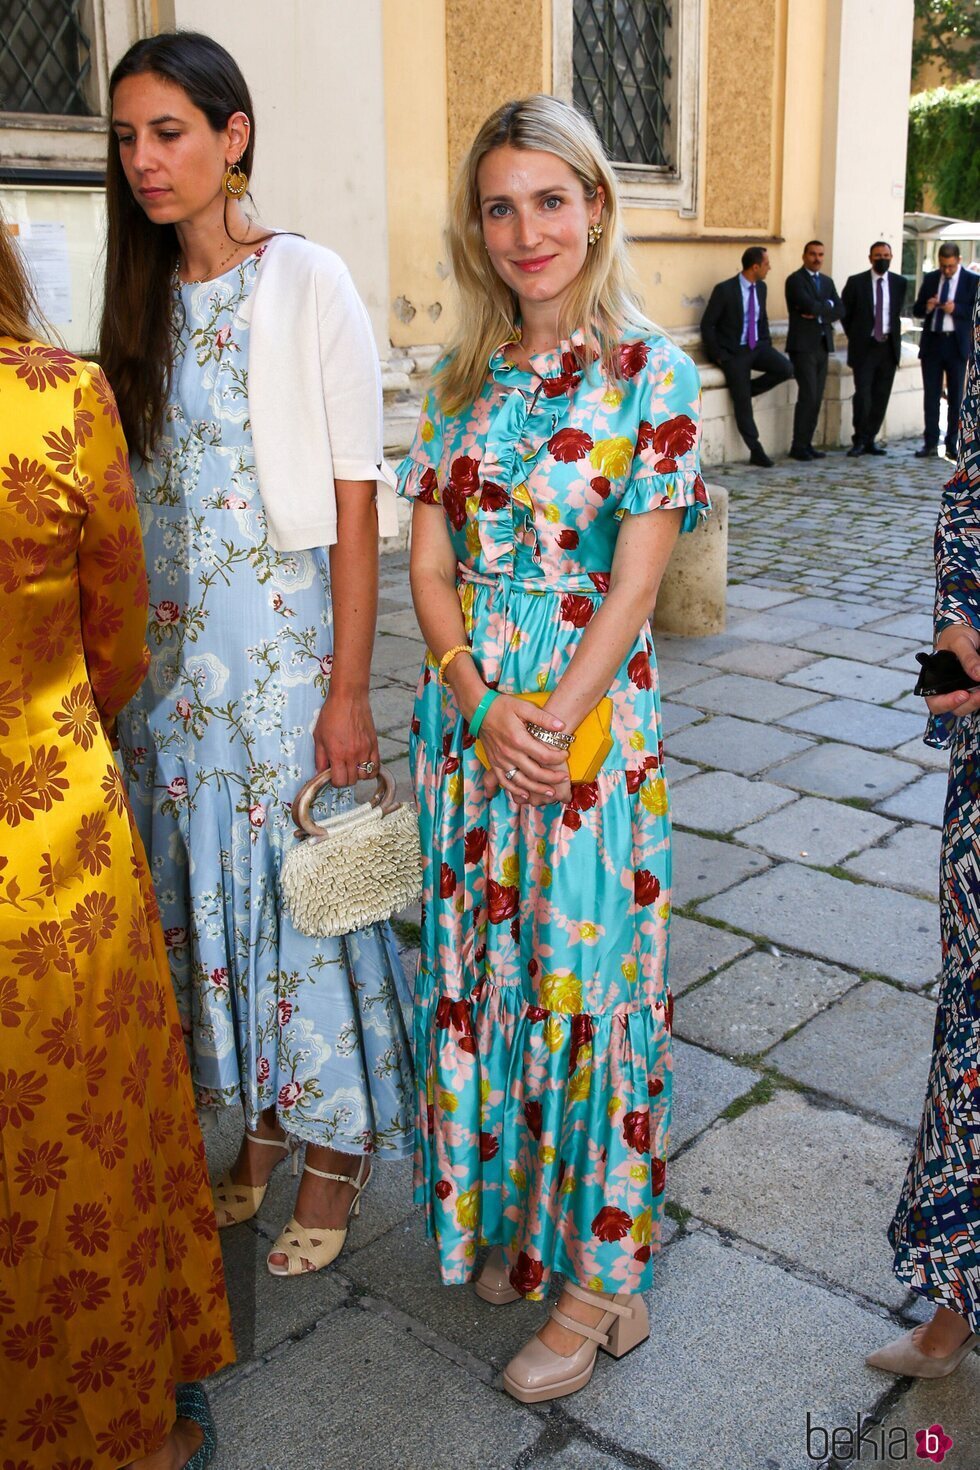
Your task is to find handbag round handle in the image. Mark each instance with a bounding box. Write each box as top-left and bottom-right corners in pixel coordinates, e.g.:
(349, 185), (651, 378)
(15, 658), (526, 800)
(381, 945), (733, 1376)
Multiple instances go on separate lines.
(291, 765), (399, 838)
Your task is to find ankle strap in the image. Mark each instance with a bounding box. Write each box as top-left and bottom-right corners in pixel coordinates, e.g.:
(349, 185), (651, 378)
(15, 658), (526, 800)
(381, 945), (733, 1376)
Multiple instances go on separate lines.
(563, 1282), (632, 1317)
(245, 1131), (290, 1151)
(303, 1157), (372, 1191)
(549, 1306), (610, 1344)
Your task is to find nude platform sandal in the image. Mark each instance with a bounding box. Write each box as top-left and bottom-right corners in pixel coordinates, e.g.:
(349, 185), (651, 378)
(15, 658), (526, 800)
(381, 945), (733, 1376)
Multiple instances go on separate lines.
(474, 1246), (521, 1304)
(266, 1155), (372, 1276)
(502, 1282), (650, 1403)
(866, 1328), (979, 1378)
(212, 1131), (298, 1228)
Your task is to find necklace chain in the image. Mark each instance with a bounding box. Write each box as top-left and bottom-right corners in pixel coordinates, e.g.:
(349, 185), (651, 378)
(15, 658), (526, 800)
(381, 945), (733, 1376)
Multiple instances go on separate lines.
(176, 239), (247, 286)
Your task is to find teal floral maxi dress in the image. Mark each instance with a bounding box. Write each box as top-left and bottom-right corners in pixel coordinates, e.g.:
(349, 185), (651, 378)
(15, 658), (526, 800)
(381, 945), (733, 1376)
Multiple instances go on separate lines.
(117, 249), (414, 1159)
(397, 334), (706, 1295)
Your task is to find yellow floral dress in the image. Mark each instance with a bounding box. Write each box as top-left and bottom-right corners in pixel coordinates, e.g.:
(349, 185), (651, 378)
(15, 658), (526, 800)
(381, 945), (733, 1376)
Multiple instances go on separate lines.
(0, 339), (234, 1468)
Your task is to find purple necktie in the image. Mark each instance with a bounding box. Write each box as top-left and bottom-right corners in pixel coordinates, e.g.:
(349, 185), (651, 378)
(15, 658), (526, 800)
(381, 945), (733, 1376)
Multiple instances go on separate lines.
(747, 284), (758, 349)
(873, 278), (884, 341)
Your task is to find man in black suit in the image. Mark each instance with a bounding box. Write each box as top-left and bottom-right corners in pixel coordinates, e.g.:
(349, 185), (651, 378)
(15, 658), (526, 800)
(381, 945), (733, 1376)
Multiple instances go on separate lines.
(840, 240), (907, 457)
(700, 245), (793, 467)
(785, 240), (842, 461)
(913, 242), (979, 459)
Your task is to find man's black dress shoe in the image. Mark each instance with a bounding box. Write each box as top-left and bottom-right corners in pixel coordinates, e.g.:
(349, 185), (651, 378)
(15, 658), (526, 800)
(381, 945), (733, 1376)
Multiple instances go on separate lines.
(945, 443), (957, 459)
(788, 448), (812, 462)
(914, 446), (939, 459)
(846, 445), (867, 458)
(866, 444), (886, 456)
(807, 448), (826, 459)
(749, 445), (774, 467)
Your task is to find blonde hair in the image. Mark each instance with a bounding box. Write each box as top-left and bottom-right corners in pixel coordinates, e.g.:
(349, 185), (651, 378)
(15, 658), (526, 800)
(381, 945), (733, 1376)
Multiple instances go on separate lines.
(437, 94), (650, 414)
(0, 213), (38, 341)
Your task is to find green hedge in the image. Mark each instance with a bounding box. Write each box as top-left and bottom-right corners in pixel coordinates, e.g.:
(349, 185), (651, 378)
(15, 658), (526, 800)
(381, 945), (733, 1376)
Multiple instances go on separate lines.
(906, 81), (980, 218)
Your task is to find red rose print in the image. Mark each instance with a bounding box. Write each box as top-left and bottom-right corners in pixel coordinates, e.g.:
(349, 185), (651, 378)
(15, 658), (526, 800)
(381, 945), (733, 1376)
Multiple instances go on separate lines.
(591, 1205), (633, 1242)
(435, 996), (452, 1029)
(628, 651), (653, 689)
(277, 1000), (292, 1027)
(449, 456), (480, 494)
(634, 869), (661, 907)
(649, 1075), (664, 1097)
(442, 483), (468, 531)
(479, 1132), (499, 1160)
(569, 1013), (594, 1074)
(622, 1108), (651, 1154)
(626, 767), (645, 794)
(619, 341), (650, 378)
(153, 599), (180, 625)
(277, 1080), (302, 1110)
(527, 958), (538, 979)
(590, 475), (611, 499)
(651, 1157), (666, 1195)
(589, 572), (610, 593)
(524, 1100), (543, 1139)
(480, 481), (509, 511)
(439, 863), (457, 898)
(652, 414), (697, 458)
(526, 1003), (547, 1022)
(256, 1055), (270, 1083)
(694, 475), (709, 505)
(509, 1251), (544, 1296)
(634, 1244), (652, 1263)
(548, 427), (594, 462)
(487, 879), (519, 923)
(411, 716), (421, 736)
(556, 528), (580, 550)
(464, 827), (488, 864)
(435, 1179), (451, 1200)
(654, 457), (678, 473)
(510, 914), (521, 944)
(666, 991), (674, 1032)
(559, 593), (595, 628)
(417, 466), (439, 504)
(562, 806), (582, 831)
(636, 420), (655, 452)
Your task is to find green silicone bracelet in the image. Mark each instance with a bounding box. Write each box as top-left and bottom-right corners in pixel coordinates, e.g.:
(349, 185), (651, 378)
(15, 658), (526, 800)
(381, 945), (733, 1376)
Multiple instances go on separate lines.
(469, 689), (499, 739)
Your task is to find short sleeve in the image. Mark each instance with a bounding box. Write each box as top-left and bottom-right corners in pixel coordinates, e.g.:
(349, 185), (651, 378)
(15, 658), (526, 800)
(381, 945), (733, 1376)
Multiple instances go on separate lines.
(618, 343), (707, 534)
(396, 375), (446, 504)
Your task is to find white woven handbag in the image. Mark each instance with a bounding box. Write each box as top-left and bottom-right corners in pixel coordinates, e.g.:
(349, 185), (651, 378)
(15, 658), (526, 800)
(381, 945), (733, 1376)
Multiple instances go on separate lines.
(280, 766), (422, 939)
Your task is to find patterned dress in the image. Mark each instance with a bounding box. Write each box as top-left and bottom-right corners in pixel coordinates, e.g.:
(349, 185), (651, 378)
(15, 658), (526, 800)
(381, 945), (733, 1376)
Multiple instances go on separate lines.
(0, 341), (234, 1467)
(889, 283), (980, 1332)
(117, 252), (414, 1157)
(397, 333), (705, 1296)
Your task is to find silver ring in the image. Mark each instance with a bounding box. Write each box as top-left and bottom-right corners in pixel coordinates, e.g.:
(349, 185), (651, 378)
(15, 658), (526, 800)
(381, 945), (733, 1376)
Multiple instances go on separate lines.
(357, 760), (376, 775)
(504, 767), (519, 782)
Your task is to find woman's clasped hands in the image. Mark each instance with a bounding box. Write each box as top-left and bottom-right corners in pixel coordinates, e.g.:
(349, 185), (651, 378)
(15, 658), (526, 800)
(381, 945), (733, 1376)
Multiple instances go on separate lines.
(478, 694), (572, 805)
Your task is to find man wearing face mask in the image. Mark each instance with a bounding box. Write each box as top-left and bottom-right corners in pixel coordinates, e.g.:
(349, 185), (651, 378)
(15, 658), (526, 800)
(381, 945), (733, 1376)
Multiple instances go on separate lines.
(840, 242), (907, 457)
(913, 242), (979, 460)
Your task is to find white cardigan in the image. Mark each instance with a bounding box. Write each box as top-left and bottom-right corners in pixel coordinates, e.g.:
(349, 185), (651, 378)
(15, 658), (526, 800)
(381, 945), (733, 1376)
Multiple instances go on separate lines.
(245, 232), (399, 551)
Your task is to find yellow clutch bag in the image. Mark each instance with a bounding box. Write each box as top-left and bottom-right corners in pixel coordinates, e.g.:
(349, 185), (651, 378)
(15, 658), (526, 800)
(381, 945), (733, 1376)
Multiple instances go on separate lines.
(474, 693), (614, 784)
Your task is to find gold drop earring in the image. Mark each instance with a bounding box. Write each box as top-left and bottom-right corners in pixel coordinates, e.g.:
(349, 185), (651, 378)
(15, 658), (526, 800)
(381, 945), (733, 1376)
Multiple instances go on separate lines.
(587, 220), (604, 247)
(222, 157), (248, 199)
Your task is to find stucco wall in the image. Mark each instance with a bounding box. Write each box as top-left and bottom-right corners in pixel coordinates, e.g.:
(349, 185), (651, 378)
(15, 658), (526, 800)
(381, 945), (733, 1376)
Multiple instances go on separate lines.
(702, 0), (780, 231)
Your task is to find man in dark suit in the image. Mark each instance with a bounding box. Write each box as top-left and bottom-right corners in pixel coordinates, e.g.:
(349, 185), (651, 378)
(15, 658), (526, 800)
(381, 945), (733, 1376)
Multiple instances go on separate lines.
(700, 245), (793, 467)
(840, 240), (907, 457)
(785, 240), (842, 461)
(913, 242), (979, 459)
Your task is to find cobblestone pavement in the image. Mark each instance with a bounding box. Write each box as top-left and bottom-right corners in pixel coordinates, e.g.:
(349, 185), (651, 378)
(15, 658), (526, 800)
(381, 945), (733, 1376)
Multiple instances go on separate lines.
(205, 440), (980, 1470)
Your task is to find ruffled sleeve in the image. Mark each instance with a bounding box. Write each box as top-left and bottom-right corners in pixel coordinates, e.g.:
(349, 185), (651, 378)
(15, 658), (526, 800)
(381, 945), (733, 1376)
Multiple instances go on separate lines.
(617, 343), (707, 534)
(396, 377), (445, 504)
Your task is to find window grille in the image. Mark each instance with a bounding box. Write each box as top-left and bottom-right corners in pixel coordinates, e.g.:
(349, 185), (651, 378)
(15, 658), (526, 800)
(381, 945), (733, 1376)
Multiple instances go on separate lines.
(0, 0), (93, 116)
(573, 0), (673, 168)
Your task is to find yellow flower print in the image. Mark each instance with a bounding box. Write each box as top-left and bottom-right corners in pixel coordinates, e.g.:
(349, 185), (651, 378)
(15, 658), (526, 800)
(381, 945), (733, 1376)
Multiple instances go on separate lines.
(465, 522), (481, 557)
(587, 1277), (606, 1293)
(561, 1173), (576, 1195)
(460, 582), (475, 619)
(421, 419), (435, 443)
(438, 1089), (458, 1114)
(602, 387), (624, 408)
(543, 1016), (565, 1053)
(629, 1163), (649, 1182)
(540, 970), (582, 1014)
(456, 1187), (480, 1228)
(509, 1166), (527, 1191)
(540, 1144), (556, 1165)
(579, 921), (598, 942)
(621, 960), (637, 984)
(541, 866), (552, 888)
(631, 1208), (653, 1245)
(448, 771), (463, 806)
(629, 731), (647, 752)
(513, 482), (533, 510)
(543, 501), (561, 524)
(568, 1066), (591, 1102)
(589, 435), (634, 478)
(640, 778), (669, 816)
(657, 900), (671, 922)
(607, 1094), (622, 1117)
(501, 855), (521, 886)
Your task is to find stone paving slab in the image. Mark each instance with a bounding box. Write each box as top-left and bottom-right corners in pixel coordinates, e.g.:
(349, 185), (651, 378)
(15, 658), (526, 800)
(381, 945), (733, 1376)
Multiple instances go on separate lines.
(769, 980), (936, 1129)
(789, 626), (919, 666)
(762, 742), (917, 801)
(726, 584), (802, 610)
(862, 611), (934, 641)
(666, 714), (813, 777)
(667, 915), (755, 995)
(210, 1304), (541, 1470)
(661, 701), (704, 736)
(877, 1354), (980, 1468)
(783, 697), (927, 750)
(372, 632), (425, 682)
(892, 735), (950, 771)
(664, 754), (700, 785)
(671, 1038), (758, 1151)
(376, 606), (424, 639)
(371, 680), (420, 736)
(698, 863), (940, 986)
(699, 611), (831, 645)
(844, 823), (942, 899)
(875, 771), (948, 828)
(673, 950), (859, 1055)
(681, 671), (825, 722)
(670, 1092), (912, 1307)
(656, 657), (715, 696)
(565, 1230), (900, 1470)
(778, 595), (879, 628)
(670, 770), (798, 835)
(734, 795), (897, 867)
(656, 630), (750, 663)
(783, 656), (913, 706)
(672, 829), (772, 906)
(700, 639), (818, 678)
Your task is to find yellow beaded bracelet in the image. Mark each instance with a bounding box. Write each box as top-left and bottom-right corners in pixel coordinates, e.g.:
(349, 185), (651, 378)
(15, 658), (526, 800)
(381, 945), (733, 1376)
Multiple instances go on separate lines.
(438, 643), (471, 684)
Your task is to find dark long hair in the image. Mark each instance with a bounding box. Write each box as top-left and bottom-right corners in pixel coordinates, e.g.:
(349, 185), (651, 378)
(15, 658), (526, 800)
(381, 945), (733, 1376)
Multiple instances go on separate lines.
(98, 32), (257, 460)
(0, 211), (39, 341)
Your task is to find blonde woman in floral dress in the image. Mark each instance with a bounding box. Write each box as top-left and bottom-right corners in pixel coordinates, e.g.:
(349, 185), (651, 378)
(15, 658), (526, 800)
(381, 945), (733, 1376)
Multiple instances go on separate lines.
(398, 95), (706, 1403)
(101, 33), (413, 1276)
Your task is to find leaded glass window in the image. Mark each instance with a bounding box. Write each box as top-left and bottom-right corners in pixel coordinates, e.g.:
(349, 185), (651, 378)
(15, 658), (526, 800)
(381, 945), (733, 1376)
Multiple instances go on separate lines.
(0, 0), (94, 116)
(573, 0), (673, 168)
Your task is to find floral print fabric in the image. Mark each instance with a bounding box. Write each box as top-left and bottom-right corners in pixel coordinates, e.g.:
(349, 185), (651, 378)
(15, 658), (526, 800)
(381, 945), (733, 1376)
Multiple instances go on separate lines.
(0, 340), (234, 1467)
(116, 253), (414, 1157)
(397, 333), (705, 1295)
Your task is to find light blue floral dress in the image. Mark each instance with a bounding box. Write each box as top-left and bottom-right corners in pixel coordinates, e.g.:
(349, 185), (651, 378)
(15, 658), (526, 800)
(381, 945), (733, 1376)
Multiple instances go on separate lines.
(117, 248), (414, 1157)
(398, 333), (706, 1296)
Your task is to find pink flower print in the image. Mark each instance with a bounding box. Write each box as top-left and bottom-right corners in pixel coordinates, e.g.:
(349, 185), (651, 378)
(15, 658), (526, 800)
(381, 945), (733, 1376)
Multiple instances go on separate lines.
(214, 325), (232, 356)
(210, 967), (228, 990)
(256, 1056), (270, 1083)
(222, 493), (247, 510)
(248, 803), (266, 829)
(320, 654), (333, 678)
(278, 1080), (302, 1110)
(163, 926), (188, 950)
(277, 1000), (293, 1028)
(271, 593), (284, 612)
(154, 599), (180, 625)
(167, 776), (188, 800)
(175, 697), (192, 721)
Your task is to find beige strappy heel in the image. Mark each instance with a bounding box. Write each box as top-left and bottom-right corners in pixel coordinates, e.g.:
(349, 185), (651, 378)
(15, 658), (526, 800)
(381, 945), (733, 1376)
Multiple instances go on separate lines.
(474, 1246), (521, 1304)
(266, 1155), (372, 1276)
(213, 1131), (298, 1228)
(502, 1282), (650, 1403)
